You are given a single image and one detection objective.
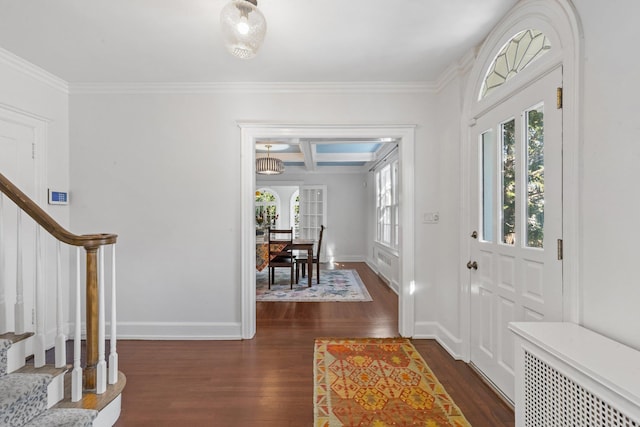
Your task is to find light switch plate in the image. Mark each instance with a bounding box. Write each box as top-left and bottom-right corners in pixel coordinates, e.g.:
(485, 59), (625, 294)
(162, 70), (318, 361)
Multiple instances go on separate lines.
(423, 212), (439, 224)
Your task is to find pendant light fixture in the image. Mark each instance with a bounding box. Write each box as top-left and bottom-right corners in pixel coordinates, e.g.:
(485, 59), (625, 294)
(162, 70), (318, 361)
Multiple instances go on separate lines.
(220, 0), (267, 59)
(256, 144), (284, 175)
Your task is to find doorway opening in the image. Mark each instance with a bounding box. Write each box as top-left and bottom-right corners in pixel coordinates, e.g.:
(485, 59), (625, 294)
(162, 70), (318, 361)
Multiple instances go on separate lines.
(239, 124), (416, 339)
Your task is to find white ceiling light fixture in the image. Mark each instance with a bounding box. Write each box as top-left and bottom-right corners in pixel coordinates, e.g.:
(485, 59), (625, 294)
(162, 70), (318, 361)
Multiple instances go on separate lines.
(220, 0), (267, 60)
(256, 144), (284, 175)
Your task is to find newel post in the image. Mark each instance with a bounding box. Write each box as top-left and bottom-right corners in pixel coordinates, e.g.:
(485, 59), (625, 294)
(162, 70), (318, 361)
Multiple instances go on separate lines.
(84, 245), (99, 390)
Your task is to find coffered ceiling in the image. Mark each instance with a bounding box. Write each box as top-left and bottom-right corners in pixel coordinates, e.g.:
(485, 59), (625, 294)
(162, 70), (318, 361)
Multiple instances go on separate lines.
(256, 138), (398, 173)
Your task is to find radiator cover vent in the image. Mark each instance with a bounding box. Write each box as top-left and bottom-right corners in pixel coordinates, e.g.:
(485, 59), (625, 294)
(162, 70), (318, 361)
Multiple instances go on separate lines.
(524, 350), (639, 427)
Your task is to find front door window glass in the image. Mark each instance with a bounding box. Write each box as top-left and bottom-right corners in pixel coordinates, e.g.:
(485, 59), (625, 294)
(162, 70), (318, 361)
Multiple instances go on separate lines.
(501, 119), (516, 245)
(526, 105), (545, 248)
(480, 29), (551, 99)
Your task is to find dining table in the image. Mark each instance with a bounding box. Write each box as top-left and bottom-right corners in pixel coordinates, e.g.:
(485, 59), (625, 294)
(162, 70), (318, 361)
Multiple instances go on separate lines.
(256, 237), (315, 287)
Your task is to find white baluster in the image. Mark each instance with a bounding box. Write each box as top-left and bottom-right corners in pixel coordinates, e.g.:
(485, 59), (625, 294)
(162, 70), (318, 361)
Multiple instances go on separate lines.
(55, 240), (67, 368)
(96, 246), (107, 394)
(14, 210), (24, 334)
(108, 244), (118, 384)
(0, 194), (7, 333)
(71, 248), (83, 402)
(34, 227), (45, 367)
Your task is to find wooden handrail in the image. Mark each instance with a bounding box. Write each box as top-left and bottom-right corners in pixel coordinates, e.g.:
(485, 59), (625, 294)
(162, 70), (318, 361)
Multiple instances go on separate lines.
(0, 172), (117, 247)
(1, 171), (117, 392)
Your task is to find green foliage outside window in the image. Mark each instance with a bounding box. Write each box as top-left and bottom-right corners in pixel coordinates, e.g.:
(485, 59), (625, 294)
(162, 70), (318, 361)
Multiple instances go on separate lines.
(502, 120), (516, 245)
(255, 190), (278, 227)
(527, 108), (544, 248)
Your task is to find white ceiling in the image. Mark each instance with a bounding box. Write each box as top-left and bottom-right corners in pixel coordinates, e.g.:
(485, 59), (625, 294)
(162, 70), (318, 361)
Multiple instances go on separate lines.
(0, 0), (519, 83)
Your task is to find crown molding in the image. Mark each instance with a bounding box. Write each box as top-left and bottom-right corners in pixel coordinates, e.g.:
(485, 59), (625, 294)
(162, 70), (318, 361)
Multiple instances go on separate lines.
(434, 47), (477, 93)
(0, 44), (473, 97)
(0, 47), (68, 94)
(69, 81), (436, 95)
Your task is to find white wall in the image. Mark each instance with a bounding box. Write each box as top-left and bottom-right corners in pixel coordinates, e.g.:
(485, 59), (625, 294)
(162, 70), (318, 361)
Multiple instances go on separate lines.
(261, 172), (369, 262)
(11, 0), (637, 355)
(69, 91), (431, 338)
(412, 73), (466, 353)
(0, 52), (70, 226)
(425, 0), (640, 354)
(573, 0), (640, 349)
(0, 51), (70, 341)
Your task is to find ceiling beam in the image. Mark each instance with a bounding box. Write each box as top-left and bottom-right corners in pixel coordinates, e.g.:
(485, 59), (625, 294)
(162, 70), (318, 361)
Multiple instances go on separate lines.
(299, 139), (315, 171)
(315, 152), (375, 162)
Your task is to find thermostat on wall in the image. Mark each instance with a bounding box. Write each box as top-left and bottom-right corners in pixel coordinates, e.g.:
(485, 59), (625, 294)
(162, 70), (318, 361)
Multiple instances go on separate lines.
(48, 189), (69, 205)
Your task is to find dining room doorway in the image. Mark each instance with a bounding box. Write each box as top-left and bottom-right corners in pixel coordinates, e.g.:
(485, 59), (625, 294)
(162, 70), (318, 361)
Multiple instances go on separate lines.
(239, 124), (416, 339)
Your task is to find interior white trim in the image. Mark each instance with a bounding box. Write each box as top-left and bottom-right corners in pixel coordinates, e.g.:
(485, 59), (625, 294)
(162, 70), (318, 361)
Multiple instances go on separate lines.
(0, 47), (68, 94)
(413, 321), (464, 360)
(460, 0), (583, 362)
(69, 81), (436, 95)
(114, 321), (242, 340)
(0, 103), (50, 210)
(240, 123), (416, 339)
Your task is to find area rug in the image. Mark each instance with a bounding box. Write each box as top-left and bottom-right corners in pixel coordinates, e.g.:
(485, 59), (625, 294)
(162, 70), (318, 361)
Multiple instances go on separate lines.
(314, 338), (471, 427)
(256, 269), (372, 302)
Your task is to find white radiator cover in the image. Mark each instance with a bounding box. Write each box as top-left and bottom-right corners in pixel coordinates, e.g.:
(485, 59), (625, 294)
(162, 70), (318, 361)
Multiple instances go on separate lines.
(510, 322), (640, 427)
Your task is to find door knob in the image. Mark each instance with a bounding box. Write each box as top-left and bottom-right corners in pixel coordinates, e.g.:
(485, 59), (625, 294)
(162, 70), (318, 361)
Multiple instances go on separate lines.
(471, 231), (478, 239)
(466, 261), (478, 270)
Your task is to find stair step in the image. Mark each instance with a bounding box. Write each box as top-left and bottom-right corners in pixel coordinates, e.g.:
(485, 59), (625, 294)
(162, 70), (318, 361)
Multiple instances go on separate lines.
(0, 373), (51, 426)
(16, 364), (70, 376)
(55, 371), (127, 412)
(0, 332), (34, 344)
(16, 364), (70, 408)
(22, 408), (97, 427)
(1, 332), (35, 373)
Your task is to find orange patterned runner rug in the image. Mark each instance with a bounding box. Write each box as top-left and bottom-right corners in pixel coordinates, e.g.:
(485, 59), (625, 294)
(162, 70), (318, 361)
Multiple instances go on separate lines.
(314, 338), (471, 427)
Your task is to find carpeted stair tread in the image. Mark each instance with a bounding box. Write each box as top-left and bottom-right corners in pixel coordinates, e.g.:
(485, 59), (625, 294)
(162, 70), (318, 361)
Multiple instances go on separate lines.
(22, 408), (98, 427)
(15, 364), (70, 377)
(0, 373), (52, 427)
(0, 339), (11, 377)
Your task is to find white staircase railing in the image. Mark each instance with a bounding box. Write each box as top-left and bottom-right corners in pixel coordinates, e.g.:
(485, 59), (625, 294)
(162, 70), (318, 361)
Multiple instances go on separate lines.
(0, 172), (120, 402)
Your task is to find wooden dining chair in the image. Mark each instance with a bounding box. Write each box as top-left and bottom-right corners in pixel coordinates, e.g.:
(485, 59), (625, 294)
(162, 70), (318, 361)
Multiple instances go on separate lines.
(296, 225), (325, 285)
(267, 227), (296, 289)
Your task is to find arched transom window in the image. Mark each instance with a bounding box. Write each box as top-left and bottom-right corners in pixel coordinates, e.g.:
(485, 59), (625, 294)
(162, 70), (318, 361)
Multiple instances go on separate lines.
(480, 29), (551, 99)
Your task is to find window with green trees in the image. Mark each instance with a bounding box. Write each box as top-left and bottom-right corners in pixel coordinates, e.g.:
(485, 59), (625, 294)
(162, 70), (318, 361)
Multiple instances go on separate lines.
(255, 189), (279, 228)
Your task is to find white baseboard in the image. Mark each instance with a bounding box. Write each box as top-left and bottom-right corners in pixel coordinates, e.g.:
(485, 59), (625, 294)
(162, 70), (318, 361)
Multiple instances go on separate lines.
(413, 321), (464, 360)
(114, 321), (242, 340)
(365, 257), (378, 274)
(331, 255), (366, 262)
(364, 258), (399, 295)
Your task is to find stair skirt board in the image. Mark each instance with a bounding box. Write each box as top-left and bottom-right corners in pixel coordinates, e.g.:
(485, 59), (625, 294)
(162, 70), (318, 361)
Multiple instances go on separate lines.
(91, 395), (122, 427)
(46, 373), (65, 408)
(6, 340), (29, 373)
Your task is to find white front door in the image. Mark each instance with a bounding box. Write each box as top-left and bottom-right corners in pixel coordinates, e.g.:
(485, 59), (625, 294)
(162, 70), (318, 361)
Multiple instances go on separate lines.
(469, 67), (563, 401)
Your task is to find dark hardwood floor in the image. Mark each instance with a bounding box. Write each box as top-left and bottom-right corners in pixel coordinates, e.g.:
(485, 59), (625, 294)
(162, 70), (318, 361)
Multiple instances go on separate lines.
(114, 262), (514, 426)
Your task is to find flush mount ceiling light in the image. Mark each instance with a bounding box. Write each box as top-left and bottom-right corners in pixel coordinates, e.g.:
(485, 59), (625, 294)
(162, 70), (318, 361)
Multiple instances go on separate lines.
(220, 0), (267, 59)
(256, 144), (284, 175)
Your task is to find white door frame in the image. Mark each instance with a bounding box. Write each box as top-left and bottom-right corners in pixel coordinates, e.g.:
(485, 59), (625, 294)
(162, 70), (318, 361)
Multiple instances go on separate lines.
(0, 102), (49, 334)
(239, 123), (416, 339)
(0, 102), (49, 206)
(460, 0), (583, 361)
